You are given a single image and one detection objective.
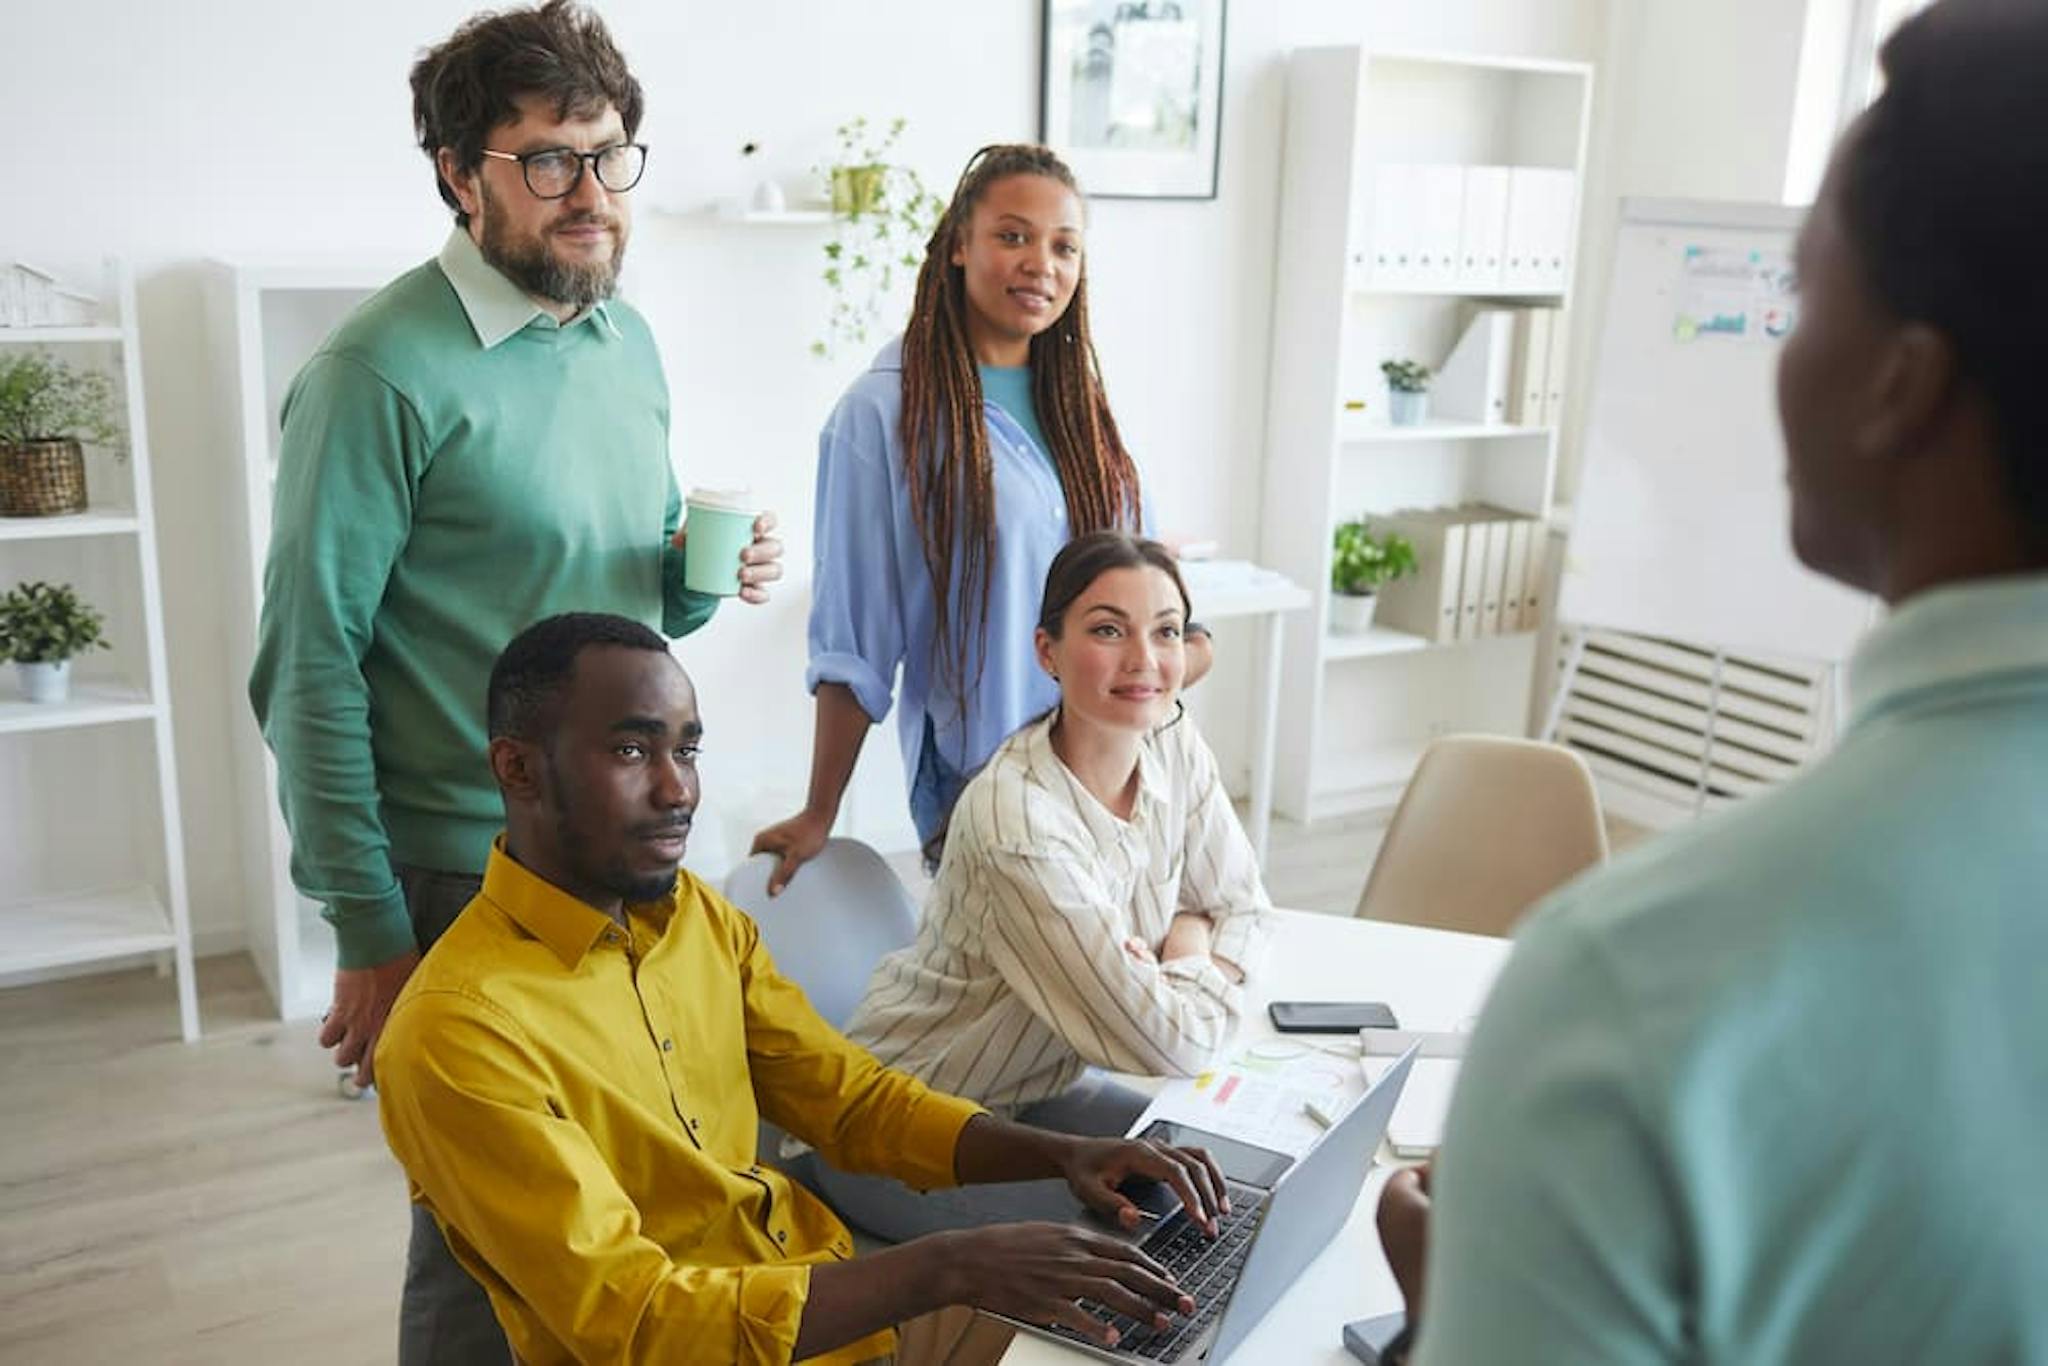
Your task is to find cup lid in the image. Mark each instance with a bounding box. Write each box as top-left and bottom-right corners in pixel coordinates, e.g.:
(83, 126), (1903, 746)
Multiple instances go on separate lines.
(685, 486), (758, 513)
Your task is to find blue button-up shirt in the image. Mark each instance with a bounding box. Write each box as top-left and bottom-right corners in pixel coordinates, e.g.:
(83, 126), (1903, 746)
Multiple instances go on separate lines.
(1420, 572), (2048, 1364)
(807, 338), (1148, 844)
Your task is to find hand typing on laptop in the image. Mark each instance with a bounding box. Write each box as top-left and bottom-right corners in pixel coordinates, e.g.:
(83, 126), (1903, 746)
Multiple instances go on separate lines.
(798, 1115), (1229, 1355)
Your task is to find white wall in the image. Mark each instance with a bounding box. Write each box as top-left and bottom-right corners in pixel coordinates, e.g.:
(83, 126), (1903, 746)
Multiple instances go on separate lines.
(4, 0), (1603, 956)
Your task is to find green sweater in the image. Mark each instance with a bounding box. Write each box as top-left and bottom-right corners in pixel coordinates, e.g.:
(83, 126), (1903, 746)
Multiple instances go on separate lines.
(249, 230), (716, 969)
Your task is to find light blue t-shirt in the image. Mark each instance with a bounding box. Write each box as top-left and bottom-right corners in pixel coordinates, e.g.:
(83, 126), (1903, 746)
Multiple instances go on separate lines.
(807, 338), (1150, 846)
(1420, 573), (2048, 1365)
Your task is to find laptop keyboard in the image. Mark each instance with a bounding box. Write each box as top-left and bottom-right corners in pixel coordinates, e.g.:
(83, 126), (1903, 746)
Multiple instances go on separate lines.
(1051, 1180), (1269, 1362)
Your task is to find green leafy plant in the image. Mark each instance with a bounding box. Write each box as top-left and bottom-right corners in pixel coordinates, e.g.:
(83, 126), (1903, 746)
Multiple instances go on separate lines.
(1379, 358), (1432, 394)
(0, 349), (122, 449)
(1331, 521), (1419, 596)
(0, 580), (111, 664)
(813, 116), (943, 358)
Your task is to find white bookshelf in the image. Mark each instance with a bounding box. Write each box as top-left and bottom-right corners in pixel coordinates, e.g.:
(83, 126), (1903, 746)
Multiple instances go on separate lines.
(1322, 627), (1430, 662)
(0, 505), (141, 541)
(1340, 416), (1552, 445)
(0, 259), (196, 1038)
(0, 886), (179, 976)
(1261, 48), (1595, 821)
(204, 257), (412, 1021)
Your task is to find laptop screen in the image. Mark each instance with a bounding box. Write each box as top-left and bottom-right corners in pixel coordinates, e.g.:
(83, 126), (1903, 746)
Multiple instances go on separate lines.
(1134, 1119), (1294, 1189)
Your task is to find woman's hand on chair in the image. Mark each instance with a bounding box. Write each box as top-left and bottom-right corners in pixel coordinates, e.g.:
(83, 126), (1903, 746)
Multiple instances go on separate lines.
(750, 807), (833, 897)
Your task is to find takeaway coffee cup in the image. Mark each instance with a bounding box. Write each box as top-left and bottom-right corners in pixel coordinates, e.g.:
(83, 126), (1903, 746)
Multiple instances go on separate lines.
(682, 488), (761, 596)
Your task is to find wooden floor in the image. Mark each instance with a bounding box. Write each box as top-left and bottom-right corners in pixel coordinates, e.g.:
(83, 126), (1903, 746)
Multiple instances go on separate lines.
(0, 806), (1649, 1363)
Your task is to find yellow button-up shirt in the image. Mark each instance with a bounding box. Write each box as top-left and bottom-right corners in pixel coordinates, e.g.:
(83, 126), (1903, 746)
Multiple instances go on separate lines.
(375, 843), (985, 1364)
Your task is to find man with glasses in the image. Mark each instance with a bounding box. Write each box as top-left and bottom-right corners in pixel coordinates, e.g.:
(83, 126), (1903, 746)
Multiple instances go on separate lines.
(247, 4), (780, 1361)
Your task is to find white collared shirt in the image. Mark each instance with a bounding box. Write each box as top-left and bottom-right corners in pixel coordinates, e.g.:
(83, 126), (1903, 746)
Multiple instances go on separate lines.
(435, 226), (620, 348)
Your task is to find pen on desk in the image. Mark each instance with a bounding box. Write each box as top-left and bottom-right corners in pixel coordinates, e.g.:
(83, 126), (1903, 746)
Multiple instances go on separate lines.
(1302, 1098), (1339, 1130)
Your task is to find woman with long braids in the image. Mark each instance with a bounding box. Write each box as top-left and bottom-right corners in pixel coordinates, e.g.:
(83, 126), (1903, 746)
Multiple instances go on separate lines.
(752, 143), (1209, 890)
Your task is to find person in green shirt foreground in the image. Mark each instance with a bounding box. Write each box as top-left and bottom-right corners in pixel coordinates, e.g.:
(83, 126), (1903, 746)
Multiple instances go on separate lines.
(1374, 3), (2048, 1362)
(247, 4), (780, 1361)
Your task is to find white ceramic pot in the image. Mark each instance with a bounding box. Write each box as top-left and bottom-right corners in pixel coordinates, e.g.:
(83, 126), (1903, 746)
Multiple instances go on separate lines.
(1329, 592), (1379, 634)
(17, 659), (70, 703)
(1389, 390), (1430, 426)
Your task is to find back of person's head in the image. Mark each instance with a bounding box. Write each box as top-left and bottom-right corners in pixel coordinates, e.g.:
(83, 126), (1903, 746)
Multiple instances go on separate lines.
(1841, 0), (2048, 542)
(1037, 531), (1192, 639)
(899, 144), (1143, 703)
(410, 0), (644, 226)
(487, 611), (669, 746)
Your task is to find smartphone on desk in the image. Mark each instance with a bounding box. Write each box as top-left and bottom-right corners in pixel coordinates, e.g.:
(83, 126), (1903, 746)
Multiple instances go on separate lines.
(1268, 1000), (1399, 1033)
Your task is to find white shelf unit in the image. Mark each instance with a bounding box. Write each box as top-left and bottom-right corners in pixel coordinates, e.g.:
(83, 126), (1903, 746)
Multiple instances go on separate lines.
(1260, 48), (1594, 821)
(0, 259), (197, 1038)
(204, 257), (412, 1021)
(680, 205), (834, 227)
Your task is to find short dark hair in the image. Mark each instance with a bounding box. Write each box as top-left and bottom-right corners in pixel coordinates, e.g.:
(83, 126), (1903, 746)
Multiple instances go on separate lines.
(487, 612), (669, 742)
(1037, 531), (1193, 640)
(410, 0), (646, 226)
(1841, 0), (2048, 540)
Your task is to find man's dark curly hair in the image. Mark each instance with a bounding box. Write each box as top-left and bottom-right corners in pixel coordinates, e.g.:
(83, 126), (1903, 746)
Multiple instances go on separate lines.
(487, 612), (669, 745)
(410, 0), (645, 227)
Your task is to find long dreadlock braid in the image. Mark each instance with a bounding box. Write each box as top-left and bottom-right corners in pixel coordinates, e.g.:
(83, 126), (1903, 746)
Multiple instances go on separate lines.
(899, 143), (1144, 707)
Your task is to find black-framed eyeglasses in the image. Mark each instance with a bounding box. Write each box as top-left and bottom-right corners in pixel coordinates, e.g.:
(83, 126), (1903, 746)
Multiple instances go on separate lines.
(478, 143), (648, 199)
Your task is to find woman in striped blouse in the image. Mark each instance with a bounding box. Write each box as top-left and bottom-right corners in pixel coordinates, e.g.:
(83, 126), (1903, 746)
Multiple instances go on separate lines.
(810, 531), (1271, 1242)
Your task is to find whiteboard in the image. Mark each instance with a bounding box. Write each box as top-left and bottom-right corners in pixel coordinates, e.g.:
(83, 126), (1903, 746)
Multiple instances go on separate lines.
(1559, 198), (1873, 663)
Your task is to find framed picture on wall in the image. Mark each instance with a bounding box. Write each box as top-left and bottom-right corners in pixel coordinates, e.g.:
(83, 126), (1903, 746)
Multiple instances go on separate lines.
(1039, 0), (1227, 200)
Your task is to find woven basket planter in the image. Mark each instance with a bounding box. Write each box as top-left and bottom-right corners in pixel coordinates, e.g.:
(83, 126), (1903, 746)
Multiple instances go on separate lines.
(0, 439), (88, 516)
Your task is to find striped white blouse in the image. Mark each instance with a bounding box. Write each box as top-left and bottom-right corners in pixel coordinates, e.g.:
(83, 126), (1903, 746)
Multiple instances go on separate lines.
(843, 710), (1271, 1115)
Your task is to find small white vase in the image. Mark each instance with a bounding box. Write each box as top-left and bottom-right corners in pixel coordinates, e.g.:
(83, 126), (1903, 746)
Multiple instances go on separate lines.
(749, 178), (787, 213)
(1329, 592), (1379, 634)
(1389, 391), (1430, 427)
(17, 659), (70, 703)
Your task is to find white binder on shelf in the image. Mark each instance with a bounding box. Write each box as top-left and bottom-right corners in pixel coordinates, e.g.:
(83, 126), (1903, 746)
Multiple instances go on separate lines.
(1373, 508), (1466, 643)
(1456, 165), (1510, 292)
(1521, 521), (1552, 631)
(1510, 308), (1553, 426)
(1455, 513), (1487, 641)
(1503, 167), (1576, 293)
(1361, 163), (1420, 290)
(1416, 165), (1467, 289)
(1500, 517), (1532, 630)
(1478, 518), (1510, 637)
(1535, 171), (1578, 293)
(1432, 307), (1516, 425)
(1541, 307), (1571, 428)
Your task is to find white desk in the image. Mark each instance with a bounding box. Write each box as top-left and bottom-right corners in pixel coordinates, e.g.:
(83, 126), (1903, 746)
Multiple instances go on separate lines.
(1187, 576), (1313, 870)
(1001, 909), (1512, 1365)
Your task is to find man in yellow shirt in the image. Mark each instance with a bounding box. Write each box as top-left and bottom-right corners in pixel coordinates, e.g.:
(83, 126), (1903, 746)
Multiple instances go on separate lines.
(375, 612), (1226, 1364)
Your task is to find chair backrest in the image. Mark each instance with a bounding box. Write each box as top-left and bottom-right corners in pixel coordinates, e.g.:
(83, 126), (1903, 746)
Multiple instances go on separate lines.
(1356, 735), (1609, 938)
(721, 838), (920, 1029)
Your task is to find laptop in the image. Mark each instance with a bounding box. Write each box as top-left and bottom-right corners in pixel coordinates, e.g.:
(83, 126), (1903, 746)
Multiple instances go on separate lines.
(1004, 1046), (1419, 1364)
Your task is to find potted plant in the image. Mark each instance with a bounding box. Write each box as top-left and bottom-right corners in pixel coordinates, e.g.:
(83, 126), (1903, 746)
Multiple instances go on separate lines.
(0, 580), (110, 702)
(1380, 358), (1433, 427)
(0, 348), (122, 516)
(814, 116), (943, 358)
(1329, 520), (1418, 633)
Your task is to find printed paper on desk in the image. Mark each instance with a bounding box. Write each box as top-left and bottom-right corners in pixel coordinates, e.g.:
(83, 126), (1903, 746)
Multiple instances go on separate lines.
(1129, 1038), (1367, 1159)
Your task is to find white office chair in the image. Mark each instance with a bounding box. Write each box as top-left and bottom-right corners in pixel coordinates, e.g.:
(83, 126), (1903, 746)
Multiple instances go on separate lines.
(724, 838), (921, 1183)
(1356, 734), (1609, 938)
(721, 837), (920, 1030)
